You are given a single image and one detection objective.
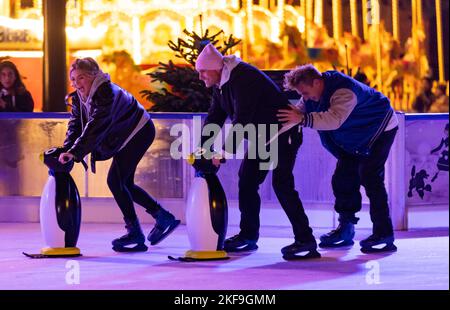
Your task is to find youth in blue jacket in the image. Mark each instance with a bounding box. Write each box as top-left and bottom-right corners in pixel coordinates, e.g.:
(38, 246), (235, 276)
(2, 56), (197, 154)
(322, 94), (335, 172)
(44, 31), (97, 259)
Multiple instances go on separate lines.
(278, 64), (399, 253)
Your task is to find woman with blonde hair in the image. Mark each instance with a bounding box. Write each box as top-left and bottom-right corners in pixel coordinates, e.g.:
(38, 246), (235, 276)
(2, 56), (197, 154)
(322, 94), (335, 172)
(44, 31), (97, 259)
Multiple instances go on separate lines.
(59, 57), (180, 252)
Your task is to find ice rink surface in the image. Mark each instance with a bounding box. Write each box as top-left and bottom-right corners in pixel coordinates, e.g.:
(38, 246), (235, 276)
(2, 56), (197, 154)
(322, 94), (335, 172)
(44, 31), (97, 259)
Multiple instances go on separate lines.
(1, 223), (448, 290)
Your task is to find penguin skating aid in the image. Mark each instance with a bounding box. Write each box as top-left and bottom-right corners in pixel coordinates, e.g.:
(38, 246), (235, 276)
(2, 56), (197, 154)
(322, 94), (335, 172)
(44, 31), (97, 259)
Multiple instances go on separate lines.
(23, 147), (82, 258)
(169, 149), (229, 262)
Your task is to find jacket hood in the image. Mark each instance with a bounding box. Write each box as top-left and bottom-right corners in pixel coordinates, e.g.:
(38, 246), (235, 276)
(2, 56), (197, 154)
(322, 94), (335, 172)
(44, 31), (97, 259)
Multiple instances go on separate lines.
(219, 55), (242, 88)
(78, 72), (111, 111)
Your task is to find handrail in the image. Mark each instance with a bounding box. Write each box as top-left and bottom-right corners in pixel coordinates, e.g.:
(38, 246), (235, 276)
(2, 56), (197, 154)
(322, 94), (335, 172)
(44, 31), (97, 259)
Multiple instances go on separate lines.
(0, 111), (447, 120)
(0, 112), (208, 119)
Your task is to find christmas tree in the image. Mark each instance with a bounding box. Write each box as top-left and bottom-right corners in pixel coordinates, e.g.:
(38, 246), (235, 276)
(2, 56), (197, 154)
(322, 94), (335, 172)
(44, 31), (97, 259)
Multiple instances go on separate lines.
(140, 26), (240, 112)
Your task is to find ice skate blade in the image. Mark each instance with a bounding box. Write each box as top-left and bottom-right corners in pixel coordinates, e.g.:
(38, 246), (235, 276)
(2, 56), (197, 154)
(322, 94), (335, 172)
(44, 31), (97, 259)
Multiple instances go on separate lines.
(23, 252), (82, 259)
(24, 247), (82, 258)
(168, 255), (230, 262)
(360, 244), (397, 254)
(318, 240), (354, 248)
(112, 244), (148, 252)
(224, 244), (258, 254)
(282, 250), (321, 261)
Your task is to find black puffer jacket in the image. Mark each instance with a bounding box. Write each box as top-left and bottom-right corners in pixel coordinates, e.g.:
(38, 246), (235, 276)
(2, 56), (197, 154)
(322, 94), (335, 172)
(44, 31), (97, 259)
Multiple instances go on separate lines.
(63, 81), (146, 163)
(0, 90), (34, 112)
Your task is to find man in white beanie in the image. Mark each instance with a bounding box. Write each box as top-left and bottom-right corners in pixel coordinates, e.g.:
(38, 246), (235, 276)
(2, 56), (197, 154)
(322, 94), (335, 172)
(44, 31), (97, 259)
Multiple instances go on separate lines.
(195, 43), (319, 260)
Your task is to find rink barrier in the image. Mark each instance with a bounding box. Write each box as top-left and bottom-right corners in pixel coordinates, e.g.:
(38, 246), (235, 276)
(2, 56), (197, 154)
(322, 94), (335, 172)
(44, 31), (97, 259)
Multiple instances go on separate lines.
(0, 112), (448, 230)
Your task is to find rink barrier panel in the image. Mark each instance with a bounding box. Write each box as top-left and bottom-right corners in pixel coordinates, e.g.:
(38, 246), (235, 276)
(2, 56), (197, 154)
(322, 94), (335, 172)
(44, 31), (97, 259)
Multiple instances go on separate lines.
(0, 112), (448, 230)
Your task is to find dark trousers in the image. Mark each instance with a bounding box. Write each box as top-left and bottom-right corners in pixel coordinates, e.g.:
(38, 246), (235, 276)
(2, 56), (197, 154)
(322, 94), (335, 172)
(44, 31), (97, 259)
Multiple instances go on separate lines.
(238, 129), (314, 242)
(332, 127), (398, 236)
(107, 120), (161, 221)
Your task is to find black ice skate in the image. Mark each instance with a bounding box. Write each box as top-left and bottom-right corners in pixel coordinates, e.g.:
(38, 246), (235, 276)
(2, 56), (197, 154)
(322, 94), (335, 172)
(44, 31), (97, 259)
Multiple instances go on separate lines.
(112, 218), (148, 252)
(224, 234), (258, 253)
(281, 240), (321, 260)
(147, 209), (180, 246)
(360, 234), (397, 253)
(319, 222), (355, 248)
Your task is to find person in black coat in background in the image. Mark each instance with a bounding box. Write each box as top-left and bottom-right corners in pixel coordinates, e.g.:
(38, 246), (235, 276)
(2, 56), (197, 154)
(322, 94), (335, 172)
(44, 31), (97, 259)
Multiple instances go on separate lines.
(0, 61), (34, 112)
(195, 43), (319, 259)
(59, 57), (180, 252)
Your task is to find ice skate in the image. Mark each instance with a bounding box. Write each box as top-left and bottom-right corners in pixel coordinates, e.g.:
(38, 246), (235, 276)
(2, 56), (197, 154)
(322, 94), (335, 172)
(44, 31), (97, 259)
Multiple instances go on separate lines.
(319, 222), (355, 248)
(112, 218), (148, 252)
(360, 234), (397, 253)
(281, 239), (321, 260)
(224, 234), (258, 253)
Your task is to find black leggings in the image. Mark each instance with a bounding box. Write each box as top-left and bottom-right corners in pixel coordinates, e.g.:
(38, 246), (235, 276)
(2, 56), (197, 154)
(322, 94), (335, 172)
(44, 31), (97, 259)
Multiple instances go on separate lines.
(107, 120), (160, 221)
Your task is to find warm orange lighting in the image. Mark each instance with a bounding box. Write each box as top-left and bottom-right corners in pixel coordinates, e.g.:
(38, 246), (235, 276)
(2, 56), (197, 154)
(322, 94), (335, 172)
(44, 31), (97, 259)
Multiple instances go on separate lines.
(435, 0), (445, 83)
(350, 0), (358, 37)
(72, 49), (102, 58)
(0, 51), (43, 58)
(332, 0), (342, 40)
(392, 0), (399, 40)
(314, 0), (323, 26)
